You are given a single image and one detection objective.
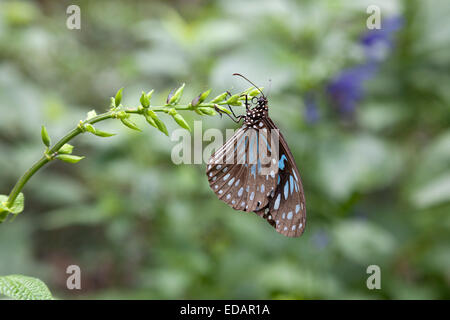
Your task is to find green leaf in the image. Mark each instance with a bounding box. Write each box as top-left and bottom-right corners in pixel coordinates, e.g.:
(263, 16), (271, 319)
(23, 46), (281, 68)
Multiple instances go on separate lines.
(174, 114), (191, 131)
(9, 193), (25, 214)
(194, 108), (206, 115)
(84, 123), (96, 134)
(249, 88), (262, 97)
(211, 92), (228, 103)
(0, 193), (24, 215)
(0, 193), (24, 222)
(168, 109), (190, 131)
(84, 123), (115, 137)
(144, 112), (157, 128)
(140, 91), (150, 108)
(120, 117), (141, 131)
(147, 110), (168, 136)
(41, 125), (51, 147)
(197, 107), (217, 116)
(86, 110), (97, 120)
(226, 94), (242, 106)
(238, 87), (264, 101)
(92, 129), (116, 137)
(0, 275), (54, 300)
(0, 195), (10, 222)
(56, 154), (85, 164)
(58, 144), (74, 154)
(114, 88), (123, 107)
(167, 83), (185, 105)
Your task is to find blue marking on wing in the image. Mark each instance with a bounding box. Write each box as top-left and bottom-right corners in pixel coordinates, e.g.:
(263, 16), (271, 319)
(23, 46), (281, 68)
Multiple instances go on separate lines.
(234, 135), (245, 152)
(251, 164), (256, 178)
(237, 136), (248, 163)
(249, 133), (256, 163)
(260, 131), (272, 152)
(279, 154), (287, 170)
(284, 181), (289, 199)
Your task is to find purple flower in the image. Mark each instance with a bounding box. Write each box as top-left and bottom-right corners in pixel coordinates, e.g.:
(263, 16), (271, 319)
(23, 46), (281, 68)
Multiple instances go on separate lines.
(326, 63), (377, 115)
(303, 92), (320, 124)
(360, 16), (403, 62)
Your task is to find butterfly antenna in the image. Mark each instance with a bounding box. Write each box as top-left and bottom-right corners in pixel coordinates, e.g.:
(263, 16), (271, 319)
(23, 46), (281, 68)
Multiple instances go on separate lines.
(232, 73), (265, 98)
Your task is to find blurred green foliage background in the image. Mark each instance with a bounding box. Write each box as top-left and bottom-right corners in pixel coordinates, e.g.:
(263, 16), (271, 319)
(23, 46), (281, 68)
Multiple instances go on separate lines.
(0, 0), (449, 299)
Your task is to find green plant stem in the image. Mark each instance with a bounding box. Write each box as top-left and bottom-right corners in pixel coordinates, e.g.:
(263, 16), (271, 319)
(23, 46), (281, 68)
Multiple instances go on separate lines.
(4, 102), (225, 208)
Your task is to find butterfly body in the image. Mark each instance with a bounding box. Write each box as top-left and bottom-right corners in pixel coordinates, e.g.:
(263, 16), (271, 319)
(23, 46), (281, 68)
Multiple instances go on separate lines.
(243, 96), (269, 128)
(206, 77), (306, 237)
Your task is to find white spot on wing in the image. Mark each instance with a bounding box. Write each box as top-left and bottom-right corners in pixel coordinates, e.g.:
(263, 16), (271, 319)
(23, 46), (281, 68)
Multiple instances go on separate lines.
(274, 194), (281, 210)
(284, 181), (289, 200)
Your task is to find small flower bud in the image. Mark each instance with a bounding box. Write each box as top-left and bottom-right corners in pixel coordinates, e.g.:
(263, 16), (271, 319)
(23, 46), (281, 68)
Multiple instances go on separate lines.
(41, 125), (51, 147)
(140, 91), (150, 108)
(115, 88), (123, 107)
(167, 83), (185, 105)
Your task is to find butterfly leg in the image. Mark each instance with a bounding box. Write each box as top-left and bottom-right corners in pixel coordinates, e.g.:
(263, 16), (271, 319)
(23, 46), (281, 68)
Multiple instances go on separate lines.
(213, 91), (244, 123)
(214, 105), (244, 123)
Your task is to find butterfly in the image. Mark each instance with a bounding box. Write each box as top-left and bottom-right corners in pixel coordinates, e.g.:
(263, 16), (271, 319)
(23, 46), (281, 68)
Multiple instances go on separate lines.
(206, 74), (306, 237)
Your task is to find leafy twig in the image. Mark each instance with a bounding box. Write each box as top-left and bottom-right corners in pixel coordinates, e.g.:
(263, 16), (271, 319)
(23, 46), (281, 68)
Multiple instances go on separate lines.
(0, 84), (259, 222)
